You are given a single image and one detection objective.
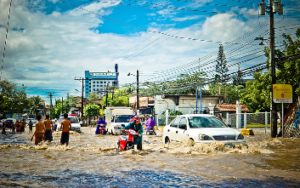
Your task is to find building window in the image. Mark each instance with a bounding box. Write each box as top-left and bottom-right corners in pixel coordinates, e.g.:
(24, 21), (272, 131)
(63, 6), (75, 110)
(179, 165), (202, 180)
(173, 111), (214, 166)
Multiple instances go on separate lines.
(97, 81), (99, 83)
(104, 81), (106, 84)
(100, 85), (103, 87)
(93, 85), (95, 87)
(93, 81), (95, 83)
(100, 81), (103, 84)
(93, 89), (95, 91)
(108, 81), (110, 83)
(97, 89), (99, 91)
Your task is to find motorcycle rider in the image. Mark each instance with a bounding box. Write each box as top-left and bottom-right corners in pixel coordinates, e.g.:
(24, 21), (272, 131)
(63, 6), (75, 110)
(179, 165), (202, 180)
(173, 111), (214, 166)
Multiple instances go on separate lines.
(96, 117), (106, 134)
(121, 115), (143, 150)
(145, 115), (156, 135)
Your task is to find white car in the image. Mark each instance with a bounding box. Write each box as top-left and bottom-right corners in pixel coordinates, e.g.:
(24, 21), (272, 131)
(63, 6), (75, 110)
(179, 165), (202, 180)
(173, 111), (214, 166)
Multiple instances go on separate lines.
(162, 114), (246, 145)
(109, 115), (132, 135)
(56, 117), (82, 132)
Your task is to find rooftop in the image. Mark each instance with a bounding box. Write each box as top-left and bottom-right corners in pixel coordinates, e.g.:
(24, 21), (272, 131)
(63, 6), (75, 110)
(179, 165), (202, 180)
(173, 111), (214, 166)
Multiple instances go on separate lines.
(215, 103), (249, 112)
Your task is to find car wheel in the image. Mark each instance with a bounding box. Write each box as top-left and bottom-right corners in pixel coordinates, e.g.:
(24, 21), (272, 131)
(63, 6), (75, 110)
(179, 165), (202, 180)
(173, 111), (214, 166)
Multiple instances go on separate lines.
(165, 137), (170, 144)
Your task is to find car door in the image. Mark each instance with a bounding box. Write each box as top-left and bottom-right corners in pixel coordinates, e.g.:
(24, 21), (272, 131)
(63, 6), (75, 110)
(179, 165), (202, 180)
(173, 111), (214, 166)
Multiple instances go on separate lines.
(176, 117), (189, 142)
(166, 117), (180, 141)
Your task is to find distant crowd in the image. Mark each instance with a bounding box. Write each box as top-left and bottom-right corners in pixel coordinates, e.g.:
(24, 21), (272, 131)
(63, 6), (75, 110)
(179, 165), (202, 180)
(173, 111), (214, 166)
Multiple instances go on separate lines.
(0, 114), (72, 146)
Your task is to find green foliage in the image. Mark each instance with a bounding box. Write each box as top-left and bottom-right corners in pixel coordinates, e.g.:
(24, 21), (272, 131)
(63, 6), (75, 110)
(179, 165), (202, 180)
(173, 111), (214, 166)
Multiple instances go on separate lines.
(83, 103), (100, 117)
(137, 72), (207, 96)
(215, 44), (229, 83)
(101, 89), (129, 107)
(162, 109), (183, 116)
(208, 83), (244, 104)
(99, 109), (105, 117)
(29, 96), (45, 116)
(240, 28), (300, 112)
(88, 93), (99, 100)
(240, 72), (271, 112)
(0, 79), (30, 117)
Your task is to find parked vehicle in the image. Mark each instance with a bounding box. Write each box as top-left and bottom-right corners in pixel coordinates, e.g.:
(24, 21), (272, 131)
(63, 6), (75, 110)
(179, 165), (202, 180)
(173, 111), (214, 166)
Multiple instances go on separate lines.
(117, 129), (138, 151)
(4, 119), (14, 128)
(105, 107), (134, 135)
(56, 116), (82, 132)
(162, 114), (246, 145)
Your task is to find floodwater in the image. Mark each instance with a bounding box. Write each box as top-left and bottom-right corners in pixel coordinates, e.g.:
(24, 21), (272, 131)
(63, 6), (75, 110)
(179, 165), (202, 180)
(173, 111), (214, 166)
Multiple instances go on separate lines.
(0, 127), (300, 187)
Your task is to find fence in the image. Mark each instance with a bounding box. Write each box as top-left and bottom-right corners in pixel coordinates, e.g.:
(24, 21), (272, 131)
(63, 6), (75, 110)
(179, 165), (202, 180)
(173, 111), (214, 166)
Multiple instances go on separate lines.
(226, 112), (271, 132)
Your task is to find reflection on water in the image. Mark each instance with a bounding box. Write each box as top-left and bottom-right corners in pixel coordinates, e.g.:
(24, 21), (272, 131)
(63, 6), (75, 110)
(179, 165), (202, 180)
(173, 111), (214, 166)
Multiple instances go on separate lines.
(0, 128), (300, 187)
(0, 170), (299, 187)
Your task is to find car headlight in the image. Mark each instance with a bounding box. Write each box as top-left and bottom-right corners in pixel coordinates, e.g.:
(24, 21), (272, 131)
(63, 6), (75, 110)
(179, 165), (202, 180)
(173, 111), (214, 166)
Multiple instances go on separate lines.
(237, 134), (244, 140)
(198, 134), (213, 140)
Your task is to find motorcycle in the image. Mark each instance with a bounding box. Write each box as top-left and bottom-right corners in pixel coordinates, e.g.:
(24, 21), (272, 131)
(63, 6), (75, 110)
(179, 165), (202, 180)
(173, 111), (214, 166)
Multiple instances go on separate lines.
(148, 127), (156, 135)
(96, 123), (106, 135)
(99, 124), (106, 135)
(117, 129), (138, 151)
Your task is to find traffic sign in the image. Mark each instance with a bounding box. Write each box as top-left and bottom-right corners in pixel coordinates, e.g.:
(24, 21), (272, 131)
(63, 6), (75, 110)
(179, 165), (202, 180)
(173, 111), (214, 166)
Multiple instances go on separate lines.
(273, 84), (293, 103)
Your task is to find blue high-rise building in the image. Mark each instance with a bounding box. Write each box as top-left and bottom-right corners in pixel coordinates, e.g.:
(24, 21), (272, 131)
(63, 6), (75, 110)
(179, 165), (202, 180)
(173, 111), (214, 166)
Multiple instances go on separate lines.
(85, 64), (119, 98)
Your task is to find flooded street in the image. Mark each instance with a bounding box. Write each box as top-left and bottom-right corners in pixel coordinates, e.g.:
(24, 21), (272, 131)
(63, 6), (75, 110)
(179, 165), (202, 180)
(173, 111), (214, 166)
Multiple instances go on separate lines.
(0, 127), (300, 187)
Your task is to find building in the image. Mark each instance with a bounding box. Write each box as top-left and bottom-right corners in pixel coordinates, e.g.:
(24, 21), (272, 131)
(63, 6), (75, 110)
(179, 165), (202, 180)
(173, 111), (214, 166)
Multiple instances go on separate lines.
(85, 64), (119, 98)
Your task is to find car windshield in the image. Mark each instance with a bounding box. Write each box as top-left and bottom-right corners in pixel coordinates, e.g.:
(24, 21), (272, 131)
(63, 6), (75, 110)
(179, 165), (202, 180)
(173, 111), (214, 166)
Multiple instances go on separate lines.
(115, 115), (131, 122)
(188, 116), (227, 128)
(59, 118), (79, 123)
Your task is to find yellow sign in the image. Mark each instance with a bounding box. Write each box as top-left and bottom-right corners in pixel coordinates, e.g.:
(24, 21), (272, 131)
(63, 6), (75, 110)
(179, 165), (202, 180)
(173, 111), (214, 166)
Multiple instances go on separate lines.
(273, 84), (293, 103)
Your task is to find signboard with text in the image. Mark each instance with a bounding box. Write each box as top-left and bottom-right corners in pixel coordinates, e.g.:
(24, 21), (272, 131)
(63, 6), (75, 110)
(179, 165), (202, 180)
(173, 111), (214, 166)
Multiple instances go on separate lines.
(273, 84), (293, 103)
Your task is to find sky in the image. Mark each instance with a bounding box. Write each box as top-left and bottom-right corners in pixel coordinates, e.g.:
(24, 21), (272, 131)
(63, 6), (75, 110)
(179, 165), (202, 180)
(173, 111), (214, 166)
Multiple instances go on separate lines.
(0, 0), (299, 104)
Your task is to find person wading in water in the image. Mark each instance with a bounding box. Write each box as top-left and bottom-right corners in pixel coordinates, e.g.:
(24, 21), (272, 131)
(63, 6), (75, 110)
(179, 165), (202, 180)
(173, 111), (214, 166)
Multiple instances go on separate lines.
(43, 115), (53, 142)
(60, 113), (72, 146)
(31, 115), (46, 145)
(28, 120), (33, 132)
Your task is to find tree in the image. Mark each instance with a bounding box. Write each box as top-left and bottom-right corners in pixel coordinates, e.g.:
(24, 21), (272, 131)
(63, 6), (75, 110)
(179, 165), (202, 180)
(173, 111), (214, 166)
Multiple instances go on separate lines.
(29, 96), (45, 117)
(208, 83), (244, 104)
(240, 28), (300, 112)
(83, 103), (100, 125)
(88, 93), (99, 100)
(101, 89), (129, 107)
(215, 44), (229, 84)
(0, 79), (30, 118)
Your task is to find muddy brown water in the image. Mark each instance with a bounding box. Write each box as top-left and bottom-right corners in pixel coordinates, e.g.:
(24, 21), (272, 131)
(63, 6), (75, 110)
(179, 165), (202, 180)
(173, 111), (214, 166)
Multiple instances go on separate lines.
(0, 127), (299, 187)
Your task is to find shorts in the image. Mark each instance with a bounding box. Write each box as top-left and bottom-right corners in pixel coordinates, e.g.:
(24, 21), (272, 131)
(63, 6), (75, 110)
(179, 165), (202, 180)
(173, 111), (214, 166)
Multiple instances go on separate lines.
(35, 133), (44, 145)
(44, 129), (53, 141)
(60, 132), (69, 145)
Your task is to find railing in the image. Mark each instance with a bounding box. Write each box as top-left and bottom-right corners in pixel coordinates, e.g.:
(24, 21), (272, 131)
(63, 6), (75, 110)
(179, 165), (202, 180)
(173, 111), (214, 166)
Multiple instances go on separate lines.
(226, 112), (271, 133)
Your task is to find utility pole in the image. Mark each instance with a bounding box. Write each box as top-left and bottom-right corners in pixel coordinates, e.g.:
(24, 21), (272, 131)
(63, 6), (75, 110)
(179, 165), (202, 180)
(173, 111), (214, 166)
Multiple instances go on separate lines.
(46, 92), (55, 108)
(137, 69), (139, 111)
(269, 0), (277, 137)
(75, 77), (90, 119)
(259, 0), (284, 137)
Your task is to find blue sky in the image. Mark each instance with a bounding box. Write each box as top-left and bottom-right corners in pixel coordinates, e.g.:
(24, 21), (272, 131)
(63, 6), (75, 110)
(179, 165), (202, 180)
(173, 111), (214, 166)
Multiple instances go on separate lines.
(0, 0), (300, 104)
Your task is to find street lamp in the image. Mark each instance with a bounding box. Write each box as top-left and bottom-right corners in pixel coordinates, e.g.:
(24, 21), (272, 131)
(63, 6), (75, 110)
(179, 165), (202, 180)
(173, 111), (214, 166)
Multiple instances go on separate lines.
(128, 70), (139, 113)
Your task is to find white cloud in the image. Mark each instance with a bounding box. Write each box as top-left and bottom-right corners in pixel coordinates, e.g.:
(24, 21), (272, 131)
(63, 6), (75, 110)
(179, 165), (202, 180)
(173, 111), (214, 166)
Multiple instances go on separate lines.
(2, 0), (293, 103)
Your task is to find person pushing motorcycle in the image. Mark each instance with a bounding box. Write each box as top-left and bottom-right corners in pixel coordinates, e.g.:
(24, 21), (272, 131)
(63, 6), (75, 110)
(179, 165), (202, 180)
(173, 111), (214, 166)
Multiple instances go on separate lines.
(121, 115), (143, 150)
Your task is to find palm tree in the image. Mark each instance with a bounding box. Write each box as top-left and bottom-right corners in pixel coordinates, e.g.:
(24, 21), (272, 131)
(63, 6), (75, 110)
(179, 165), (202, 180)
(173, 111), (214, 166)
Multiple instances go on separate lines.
(29, 96), (45, 117)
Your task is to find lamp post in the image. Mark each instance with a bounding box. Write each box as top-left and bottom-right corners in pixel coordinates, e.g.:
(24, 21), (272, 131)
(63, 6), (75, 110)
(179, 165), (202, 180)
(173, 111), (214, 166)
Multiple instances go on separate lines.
(128, 70), (139, 112)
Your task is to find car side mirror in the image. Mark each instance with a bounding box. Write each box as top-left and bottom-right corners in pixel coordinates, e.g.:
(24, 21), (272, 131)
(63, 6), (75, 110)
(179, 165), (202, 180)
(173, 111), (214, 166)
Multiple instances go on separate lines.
(227, 124), (231, 127)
